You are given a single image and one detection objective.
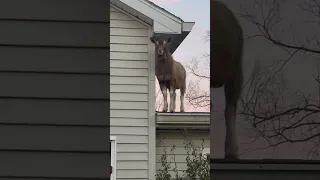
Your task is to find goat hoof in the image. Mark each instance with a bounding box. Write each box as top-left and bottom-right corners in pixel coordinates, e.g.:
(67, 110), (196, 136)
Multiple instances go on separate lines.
(180, 109), (184, 112)
(162, 109), (167, 112)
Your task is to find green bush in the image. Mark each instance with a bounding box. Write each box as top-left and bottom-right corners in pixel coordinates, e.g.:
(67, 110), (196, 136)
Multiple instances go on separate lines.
(156, 132), (210, 180)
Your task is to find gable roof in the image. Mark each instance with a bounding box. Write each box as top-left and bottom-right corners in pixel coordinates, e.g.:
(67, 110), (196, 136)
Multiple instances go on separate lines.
(110, 0), (195, 53)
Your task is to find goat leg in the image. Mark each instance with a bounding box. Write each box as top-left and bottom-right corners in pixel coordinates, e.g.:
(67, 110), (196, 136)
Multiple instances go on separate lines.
(180, 92), (185, 112)
(169, 86), (175, 113)
(161, 86), (168, 112)
(224, 103), (238, 160)
(224, 81), (240, 160)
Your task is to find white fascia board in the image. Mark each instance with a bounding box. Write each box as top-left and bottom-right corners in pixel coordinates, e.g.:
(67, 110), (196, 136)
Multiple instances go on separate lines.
(156, 112), (210, 125)
(183, 22), (195, 32)
(110, 0), (153, 25)
(119, 0), (183, 34)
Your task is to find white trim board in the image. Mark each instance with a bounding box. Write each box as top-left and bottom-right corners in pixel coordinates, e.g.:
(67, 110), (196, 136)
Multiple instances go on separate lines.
(156, 112), (210, 130)
(110, 3), (152, 27)
(156, 112), (210, 124)
(118, 0), (182, 34)
(148, 25), (156, 180)
(110, 136), (117, 180)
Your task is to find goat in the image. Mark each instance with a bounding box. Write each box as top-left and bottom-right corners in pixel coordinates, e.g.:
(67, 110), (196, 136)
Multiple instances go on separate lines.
(211, 0), (244, 160)
(150, 36), (186, 113)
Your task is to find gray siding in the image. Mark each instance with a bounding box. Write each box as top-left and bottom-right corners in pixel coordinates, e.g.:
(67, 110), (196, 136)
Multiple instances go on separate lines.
(156, 131), (210, 177)
(0, 0), (110, 179)
(110, 5), (151, 179)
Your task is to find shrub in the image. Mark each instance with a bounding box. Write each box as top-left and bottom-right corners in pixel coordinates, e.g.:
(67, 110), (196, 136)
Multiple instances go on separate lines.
(156, 132), (210, 180)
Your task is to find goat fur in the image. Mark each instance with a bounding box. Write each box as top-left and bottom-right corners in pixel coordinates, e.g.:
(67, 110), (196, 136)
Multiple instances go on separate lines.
(211, 0), (244, 160)
(151, 36), (186, 113)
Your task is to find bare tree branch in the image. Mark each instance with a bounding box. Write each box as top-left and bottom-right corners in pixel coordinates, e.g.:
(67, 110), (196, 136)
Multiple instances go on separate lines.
(184, 55), (210, 110)
(240, 0), (320, 53)
(238, 0), (320, 158)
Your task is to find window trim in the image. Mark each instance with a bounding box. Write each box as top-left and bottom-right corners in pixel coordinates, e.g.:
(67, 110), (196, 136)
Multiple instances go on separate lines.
(110, 136), (117, 180)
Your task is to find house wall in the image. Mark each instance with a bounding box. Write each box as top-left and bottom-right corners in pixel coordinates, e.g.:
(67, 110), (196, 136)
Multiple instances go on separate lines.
(156, 130), (210, 177)
(0, 0), (109, 179)
(110, 5), (154, 179)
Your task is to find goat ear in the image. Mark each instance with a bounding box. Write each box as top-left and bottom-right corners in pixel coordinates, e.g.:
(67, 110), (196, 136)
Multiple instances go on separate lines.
(150, 37), (156, 43)
(167, 37), (171, 43)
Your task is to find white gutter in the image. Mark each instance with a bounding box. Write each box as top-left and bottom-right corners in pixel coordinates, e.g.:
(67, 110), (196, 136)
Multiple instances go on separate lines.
(156, 112), (210, 129)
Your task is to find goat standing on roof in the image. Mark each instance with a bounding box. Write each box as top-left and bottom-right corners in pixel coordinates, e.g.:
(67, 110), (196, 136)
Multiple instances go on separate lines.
(150, 36), (186, 113)
(211, 1), (244, 160)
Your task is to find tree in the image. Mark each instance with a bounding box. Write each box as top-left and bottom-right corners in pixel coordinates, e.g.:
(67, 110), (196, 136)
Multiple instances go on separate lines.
(185, 31), (211, 110)
(156, 131), (210, 180)
(237, 0), (320, 159)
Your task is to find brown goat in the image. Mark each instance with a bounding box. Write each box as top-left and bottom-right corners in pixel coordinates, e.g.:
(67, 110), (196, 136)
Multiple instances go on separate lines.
(150, 36), (186, 113)
(211, 0), (244, 160)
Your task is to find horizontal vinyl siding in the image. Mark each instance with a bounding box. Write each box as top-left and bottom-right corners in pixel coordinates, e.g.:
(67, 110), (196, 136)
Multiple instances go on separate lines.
(0, 0), (109, 179)
(0, 47), (109, 74)
(0, 21), (109, 47)
(110, 6), (150, 180)
(156, 131), (210, 177)
(0, 73), (109, 99)
(0, 125), (109, 151)
(0, 0), (109, 22)
(0, 151), (108, 178)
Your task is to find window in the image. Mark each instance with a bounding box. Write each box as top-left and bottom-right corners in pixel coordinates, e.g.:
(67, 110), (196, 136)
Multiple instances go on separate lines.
(202, 148), (210, 160)
(110, 136), (117, 180)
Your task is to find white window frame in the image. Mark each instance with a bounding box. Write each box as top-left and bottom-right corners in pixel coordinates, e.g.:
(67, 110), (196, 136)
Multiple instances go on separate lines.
(110, 136), (117, 180)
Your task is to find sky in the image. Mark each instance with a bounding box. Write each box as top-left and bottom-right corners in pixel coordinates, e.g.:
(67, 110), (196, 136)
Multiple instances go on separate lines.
(150, 0), (210, 112)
